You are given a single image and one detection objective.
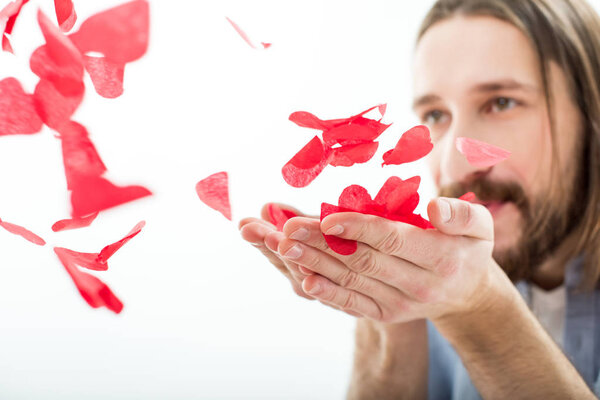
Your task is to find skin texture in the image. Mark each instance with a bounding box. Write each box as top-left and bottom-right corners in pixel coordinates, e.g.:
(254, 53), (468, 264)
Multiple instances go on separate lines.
(239, 16), (595, 400)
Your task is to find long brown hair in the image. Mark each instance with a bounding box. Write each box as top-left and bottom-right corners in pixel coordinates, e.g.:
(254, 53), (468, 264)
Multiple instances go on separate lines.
(418, 0), (600, 290)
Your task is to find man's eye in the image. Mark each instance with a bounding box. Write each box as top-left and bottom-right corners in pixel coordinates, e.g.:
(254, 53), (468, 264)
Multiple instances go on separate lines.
(488, 97), (517, 113)
(423, 109), (445, 125)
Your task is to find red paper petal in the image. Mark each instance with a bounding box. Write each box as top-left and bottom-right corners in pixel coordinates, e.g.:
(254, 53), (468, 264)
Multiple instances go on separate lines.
(70, 175), (152, 218)
(261, 42), (271, 49)
(30, 45), (85, 97)
(455, 137), (511, 168)
(55, 247), (106, 271)
(323, 117), (390, 147)
(329, 141), (379, 167)
(458, 192), (477, 202)
(1, 0), (29, 53)
(54, 247), (123, 313)
(195, 172), (232, 220)
(320, 203), (357, 255)
(375, 176), (421, 216)
(378, 103), (387, 117)
(37, 10), (83, 82)
(68, 0), (149, 64)
(33, 78), (83, 130)
(98, 221), (145, 263)
(282, 136), (332, 187)
(268, 203), (297, 231)
(338, 185), (374, 213)
(225, 17), (256, 49)
(83, 55), (125, 98)
(57, 121), (107, 189)
(0, 77), (43, 136)
(288, 111), (333, 131)
(0, 217), (45, 245)
(382, 125), (433, 166)
(54, 0), (77, 32)
(52, 212), (98, 232)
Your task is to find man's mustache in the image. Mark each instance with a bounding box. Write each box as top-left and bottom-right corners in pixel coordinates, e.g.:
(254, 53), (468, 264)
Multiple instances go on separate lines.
(438, 177), (530, 215)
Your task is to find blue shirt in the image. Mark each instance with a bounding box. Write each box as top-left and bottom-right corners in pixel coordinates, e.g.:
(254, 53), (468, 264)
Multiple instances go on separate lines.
(427, 257), (600, 399)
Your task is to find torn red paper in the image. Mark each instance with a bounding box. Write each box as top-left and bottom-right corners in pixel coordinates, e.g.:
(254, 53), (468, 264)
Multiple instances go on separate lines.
(321, 203), (357, 255)
(1, 0), (29, 53)
(284, 105), (389, 186)
(54, 0), (77, 32)
(225, 17), (270, 50)
(70, 175), (152, 218)
(97, 221), (145, 263)
(382, 125), (433, 166)
(196, 172), (232, 220)
(57, 121), (107, 189)
(68, 0), (149, 64)
(82, 55), (125, 98)
(455, 137), (511, 168)
(282, 136), (332, 188)
(459, 192), (477, 202)
(321, 177), (433, 255)
(33, 78), (83, 130)
(52, 212), (98, 232)
(0, 78), (43, 136)
(268, 203), (298, 231)
(0, 217), (45, 246)
(54, 247), (123, 313)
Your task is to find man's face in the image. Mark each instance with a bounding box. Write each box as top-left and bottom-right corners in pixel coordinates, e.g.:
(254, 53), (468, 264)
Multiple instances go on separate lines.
(412, 16), (584, 278)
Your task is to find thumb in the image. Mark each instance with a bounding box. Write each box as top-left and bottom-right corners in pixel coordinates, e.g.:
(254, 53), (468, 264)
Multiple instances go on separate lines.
(427, 197), (494, 241)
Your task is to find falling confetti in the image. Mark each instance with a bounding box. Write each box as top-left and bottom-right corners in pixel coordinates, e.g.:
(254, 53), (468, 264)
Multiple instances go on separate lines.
(196, 172), (232, 220)
(455, 137), (511, 168)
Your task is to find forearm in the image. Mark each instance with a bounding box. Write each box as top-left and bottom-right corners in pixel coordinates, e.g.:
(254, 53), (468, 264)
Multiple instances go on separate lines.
(347, 318), (428, 400)
(434, 269), (595, 399)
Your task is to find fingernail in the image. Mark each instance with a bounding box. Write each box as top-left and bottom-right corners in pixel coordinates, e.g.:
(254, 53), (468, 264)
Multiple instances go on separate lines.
(283, 244), (302, 259)
(289, 227), (309, 241)
(325, 225), (344, 236)
(307, 282), (321, 295)
(439, 199), (452, 222)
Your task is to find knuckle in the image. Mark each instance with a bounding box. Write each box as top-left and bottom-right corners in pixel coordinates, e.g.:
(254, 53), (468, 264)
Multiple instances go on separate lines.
(411, 283), (433, 303)
(341, 292), (356, 311)
(339, 270), (362, 290)
(378, 228), (403, 254)
(436, 255), (461, 277)
(349, 250), (379, 276)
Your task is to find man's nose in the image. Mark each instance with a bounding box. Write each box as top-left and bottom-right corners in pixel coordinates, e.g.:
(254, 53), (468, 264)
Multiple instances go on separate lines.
(437, 119), (491, 186)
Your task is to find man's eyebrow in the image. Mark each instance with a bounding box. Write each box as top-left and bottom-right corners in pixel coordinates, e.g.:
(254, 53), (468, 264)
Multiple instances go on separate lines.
(412, 79), (538, 110)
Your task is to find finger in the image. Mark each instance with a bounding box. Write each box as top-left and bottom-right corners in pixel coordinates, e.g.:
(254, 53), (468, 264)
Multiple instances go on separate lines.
(278, 239), (407, 304)
(265, 231), (306, 282)
(320, 212), (452, 270)
(427, 198), (494, 241)
(282, 217), (330, 252)
(302, 274), (383, 320)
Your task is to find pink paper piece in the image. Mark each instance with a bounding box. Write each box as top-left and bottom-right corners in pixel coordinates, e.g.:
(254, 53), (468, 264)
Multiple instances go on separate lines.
(68, 0), (149, 64)
(0, 78), (43, 135)
(320, 203), (357, 255)
(54, 247), (123, 313)
(196, 172), (232, 220)
(0, 217), (46, 245)
(82, 55), (125, 98)
(455, 137), (511, 168)
(54, 0), (77, 32)
(382, 125), (433, 166)
(52, 212), (98, 232)
(329, 142), (379, 167)
(33, 78), (83, 130)
(458, 192), (477, 202)
(1, 0), (29, 53)
(225, 17), (270, 50)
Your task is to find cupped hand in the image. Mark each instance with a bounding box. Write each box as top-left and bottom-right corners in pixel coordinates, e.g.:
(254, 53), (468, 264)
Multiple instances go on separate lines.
(277, 197), (504, 323)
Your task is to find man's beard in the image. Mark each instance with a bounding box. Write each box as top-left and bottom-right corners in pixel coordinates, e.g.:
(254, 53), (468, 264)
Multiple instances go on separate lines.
(438, 167), (587, 282)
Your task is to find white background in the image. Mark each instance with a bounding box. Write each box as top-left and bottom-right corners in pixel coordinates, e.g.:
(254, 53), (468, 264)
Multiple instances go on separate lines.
(1, 1), (598, 399)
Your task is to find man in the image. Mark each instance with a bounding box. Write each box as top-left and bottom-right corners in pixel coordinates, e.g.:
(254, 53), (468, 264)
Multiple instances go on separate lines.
(240, 0), (600, 398)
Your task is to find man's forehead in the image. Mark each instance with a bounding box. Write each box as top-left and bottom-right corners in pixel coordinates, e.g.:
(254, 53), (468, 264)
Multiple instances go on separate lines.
(412, 15), (541, 101)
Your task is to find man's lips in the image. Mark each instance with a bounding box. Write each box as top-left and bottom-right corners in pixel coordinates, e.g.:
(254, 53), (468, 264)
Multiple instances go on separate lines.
(479, 201), (507, 215)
